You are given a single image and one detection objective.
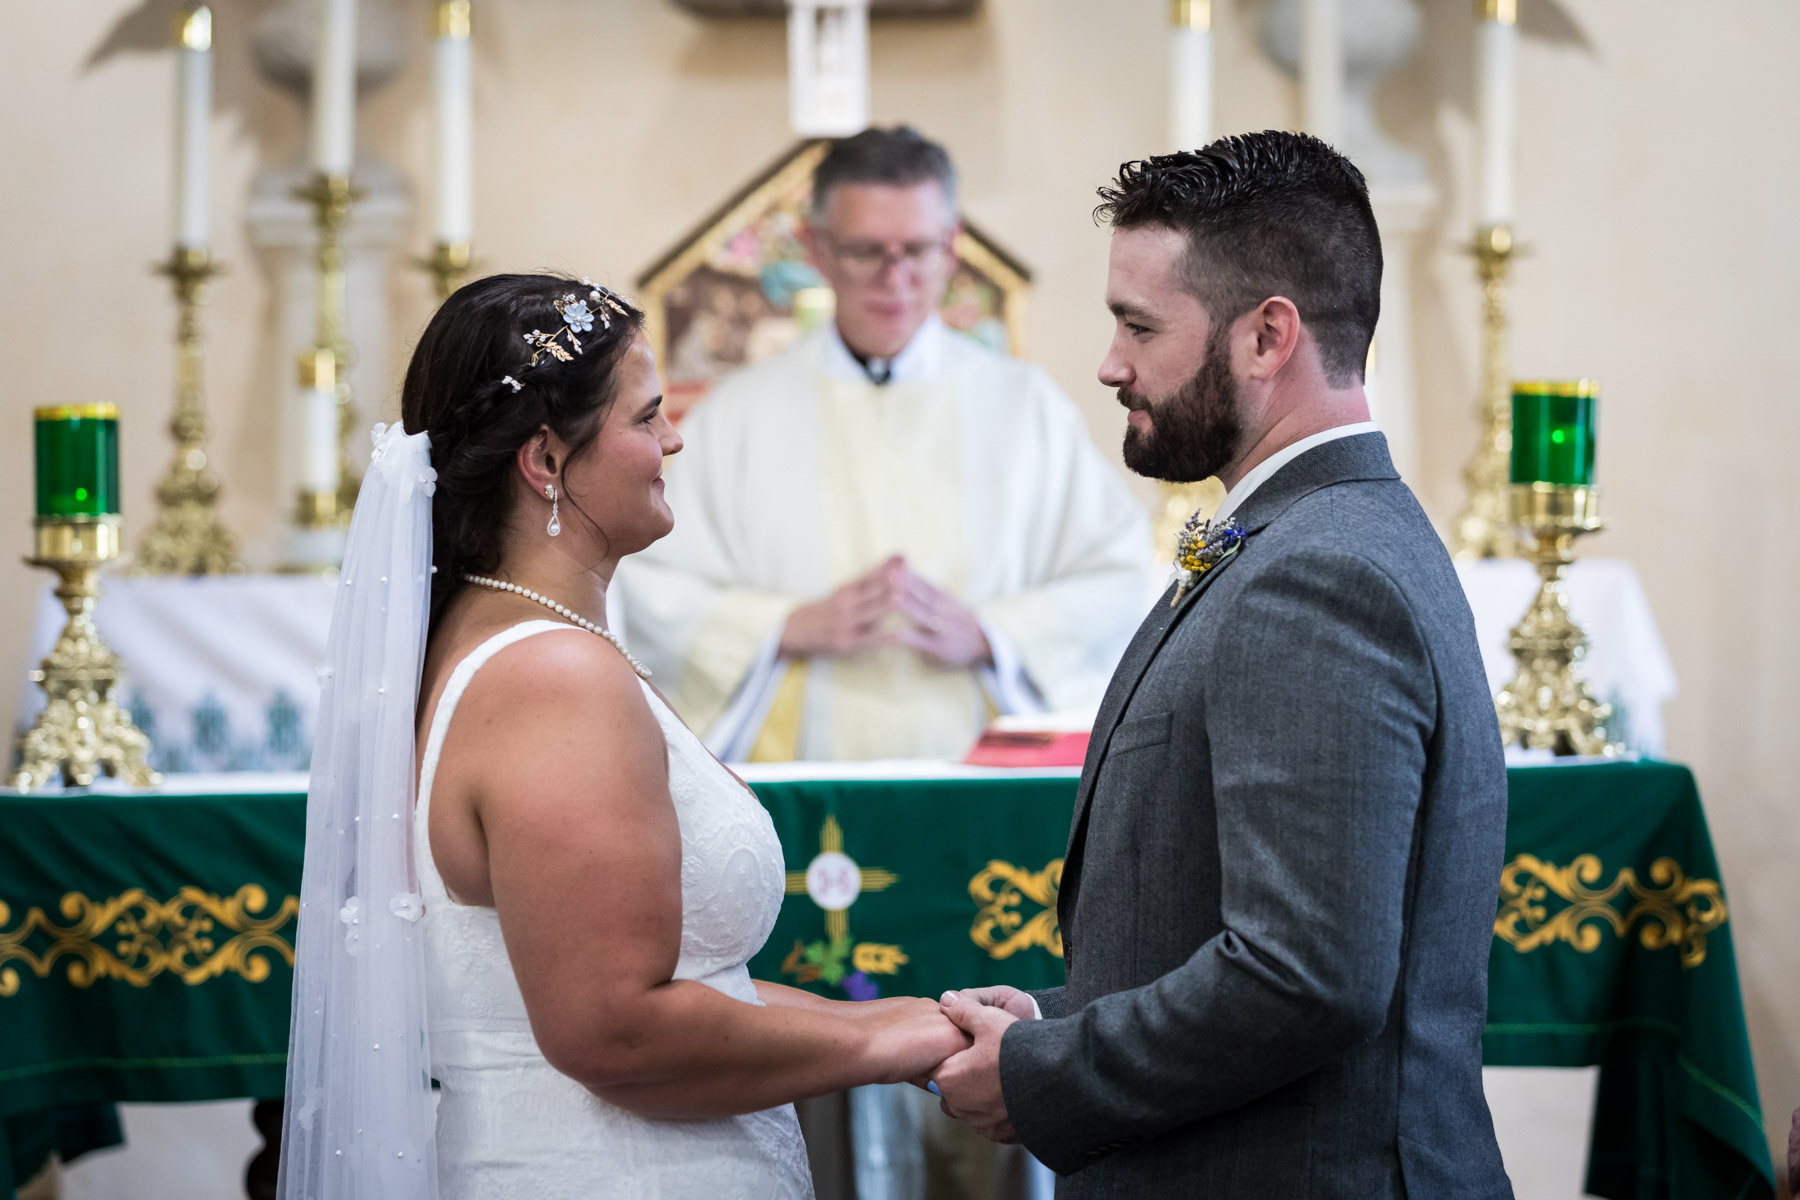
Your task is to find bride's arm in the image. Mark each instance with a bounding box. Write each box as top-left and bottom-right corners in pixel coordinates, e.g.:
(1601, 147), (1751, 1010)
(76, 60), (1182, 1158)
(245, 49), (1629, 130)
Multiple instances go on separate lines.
(453, 635), (966, 1120)
(753, 980), (843, 1013)
(753, 980), (921, 1018)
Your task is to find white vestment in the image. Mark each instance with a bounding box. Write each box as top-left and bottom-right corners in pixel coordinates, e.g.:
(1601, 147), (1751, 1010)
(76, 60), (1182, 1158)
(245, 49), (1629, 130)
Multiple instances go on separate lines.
(615, 318), (1153, 762)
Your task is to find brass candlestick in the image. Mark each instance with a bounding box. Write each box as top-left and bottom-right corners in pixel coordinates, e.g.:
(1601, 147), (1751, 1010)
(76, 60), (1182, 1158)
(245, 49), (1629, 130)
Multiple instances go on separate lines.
(12, 519), (161, 790)
(294, 172), (363, 531)
(425, 240), (471, 302)
(138, 246), (239, 574)
(1493, 483), (1620, 756)
(1449, 224), (1521, 560)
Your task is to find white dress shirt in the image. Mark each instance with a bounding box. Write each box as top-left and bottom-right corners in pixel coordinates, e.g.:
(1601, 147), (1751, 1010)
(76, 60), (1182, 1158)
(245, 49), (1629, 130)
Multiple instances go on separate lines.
(1209, 421), (1381, 527)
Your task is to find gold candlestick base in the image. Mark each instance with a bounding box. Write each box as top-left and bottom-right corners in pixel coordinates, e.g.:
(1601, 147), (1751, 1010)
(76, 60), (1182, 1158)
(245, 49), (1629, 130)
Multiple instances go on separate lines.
(1493, 484), (1622, 757)
(294, 486), (345, 529)
(424, 240), (472, 302)
(11, 518), (162, 791)
(1450, 225), (1521, 561)
(139, 246), (239, 575)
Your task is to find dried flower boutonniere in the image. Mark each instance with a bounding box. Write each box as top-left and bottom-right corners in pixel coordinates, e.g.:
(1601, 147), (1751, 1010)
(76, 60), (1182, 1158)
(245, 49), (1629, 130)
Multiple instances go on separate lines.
(1171, 514), (1246, 606)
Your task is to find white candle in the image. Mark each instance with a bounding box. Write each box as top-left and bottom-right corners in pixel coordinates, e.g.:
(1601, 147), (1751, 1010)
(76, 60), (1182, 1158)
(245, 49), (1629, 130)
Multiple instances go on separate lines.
(1301, 0), (1343, 147)
(303, 373), (340, 493)
(1476, 2), (1519, 227)
(433, 1), (473, 245)
(1168, 0), (1213, 152)
(311, 0), (358, 176)
(174, 6), (212, 248)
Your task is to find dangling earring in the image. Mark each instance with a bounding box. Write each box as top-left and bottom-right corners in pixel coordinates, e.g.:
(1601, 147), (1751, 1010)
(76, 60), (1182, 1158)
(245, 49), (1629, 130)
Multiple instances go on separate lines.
(544, 484), (561, 537)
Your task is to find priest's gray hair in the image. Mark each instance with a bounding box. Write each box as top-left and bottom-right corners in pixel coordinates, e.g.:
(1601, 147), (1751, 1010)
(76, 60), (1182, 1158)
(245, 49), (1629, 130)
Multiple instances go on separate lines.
(810, 125), (958, 222)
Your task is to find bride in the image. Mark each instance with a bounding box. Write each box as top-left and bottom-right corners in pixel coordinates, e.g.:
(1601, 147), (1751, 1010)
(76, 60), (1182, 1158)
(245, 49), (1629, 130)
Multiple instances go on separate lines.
(277, 273), (967, 1199)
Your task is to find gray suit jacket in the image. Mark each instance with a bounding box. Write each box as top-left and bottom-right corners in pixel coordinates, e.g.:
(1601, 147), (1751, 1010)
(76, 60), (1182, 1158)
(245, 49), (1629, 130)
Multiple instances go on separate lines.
(1000, 434), (1512, 1198)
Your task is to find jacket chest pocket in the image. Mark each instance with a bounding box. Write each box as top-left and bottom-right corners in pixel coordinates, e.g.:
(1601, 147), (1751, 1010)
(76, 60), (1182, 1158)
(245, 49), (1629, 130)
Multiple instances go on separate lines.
(1108, 710), (1173, 756)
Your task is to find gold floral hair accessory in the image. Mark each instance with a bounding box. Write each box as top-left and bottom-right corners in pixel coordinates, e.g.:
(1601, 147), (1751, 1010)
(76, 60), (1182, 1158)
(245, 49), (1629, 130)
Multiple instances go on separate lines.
(504, 279), (634, 391)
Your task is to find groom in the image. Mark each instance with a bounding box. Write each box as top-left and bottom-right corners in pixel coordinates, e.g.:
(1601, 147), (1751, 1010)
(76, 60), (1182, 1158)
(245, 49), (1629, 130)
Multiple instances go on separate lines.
(929, 131), (1514, 1197)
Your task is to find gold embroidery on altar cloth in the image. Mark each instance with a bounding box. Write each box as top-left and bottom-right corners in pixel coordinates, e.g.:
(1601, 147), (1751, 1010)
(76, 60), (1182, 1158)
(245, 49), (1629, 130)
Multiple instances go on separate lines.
(780, 815), (907, 985)
(1494, 854), (1726, 968)
(0, 885), (298, 996)
(969, 859), (1063, 960)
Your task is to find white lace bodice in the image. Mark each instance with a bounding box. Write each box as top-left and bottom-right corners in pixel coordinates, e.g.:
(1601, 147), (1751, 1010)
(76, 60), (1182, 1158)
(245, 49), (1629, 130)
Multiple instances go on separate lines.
(413, 620), (813, 1199)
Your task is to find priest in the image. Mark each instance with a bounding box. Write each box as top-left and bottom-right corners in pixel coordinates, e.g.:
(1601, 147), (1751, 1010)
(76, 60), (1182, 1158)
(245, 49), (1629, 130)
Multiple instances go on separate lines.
(615, 127), (1150, 1200)
(616, 127), (1152, 765)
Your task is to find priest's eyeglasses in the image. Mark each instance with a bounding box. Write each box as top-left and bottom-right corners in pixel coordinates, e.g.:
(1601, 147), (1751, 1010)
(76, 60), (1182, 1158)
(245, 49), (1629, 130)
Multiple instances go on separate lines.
(818, 234), (954, 283)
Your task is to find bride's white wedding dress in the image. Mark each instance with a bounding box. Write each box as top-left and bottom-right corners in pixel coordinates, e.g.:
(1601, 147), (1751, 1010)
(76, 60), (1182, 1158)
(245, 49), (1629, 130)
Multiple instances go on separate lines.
(414, 619), (816, 1199)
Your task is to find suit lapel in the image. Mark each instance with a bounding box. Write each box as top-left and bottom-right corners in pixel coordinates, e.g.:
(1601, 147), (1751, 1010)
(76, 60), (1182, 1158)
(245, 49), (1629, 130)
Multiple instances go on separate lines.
(1076, 547), (1240, 809)
(1058, 546), (1244, 912)
(1057, 433), (1403, 929)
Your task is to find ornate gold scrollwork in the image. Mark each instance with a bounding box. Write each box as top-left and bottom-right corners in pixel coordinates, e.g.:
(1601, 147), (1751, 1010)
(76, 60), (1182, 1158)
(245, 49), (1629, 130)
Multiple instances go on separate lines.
(0, 885), (298, 996)
(851, 943), (910, 974)
(969, 859), (1063, 960)
(1494, 853), (1727, 969)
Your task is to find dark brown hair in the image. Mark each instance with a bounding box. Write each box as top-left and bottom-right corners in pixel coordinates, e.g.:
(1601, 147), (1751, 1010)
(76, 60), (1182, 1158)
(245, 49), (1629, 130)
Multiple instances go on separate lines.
(1095, 131), (1381, 387)
(398, 273), (644, 634)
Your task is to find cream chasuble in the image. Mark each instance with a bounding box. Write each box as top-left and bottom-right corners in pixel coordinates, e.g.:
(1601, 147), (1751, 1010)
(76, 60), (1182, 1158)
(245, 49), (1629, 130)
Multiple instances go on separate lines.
(615, 318), (1153, 762)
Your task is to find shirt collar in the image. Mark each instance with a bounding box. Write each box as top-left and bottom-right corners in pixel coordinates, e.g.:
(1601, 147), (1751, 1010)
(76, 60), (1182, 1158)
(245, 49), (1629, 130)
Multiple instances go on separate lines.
(822, 315), (945, 384)
(1210, 421), (1382, 527)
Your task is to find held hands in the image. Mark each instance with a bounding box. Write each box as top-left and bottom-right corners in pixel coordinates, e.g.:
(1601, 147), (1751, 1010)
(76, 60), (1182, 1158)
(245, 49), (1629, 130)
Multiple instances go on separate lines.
(930, 988), (1032, 1144)
(943, 985), (1038, 1021)
(777, 556), (993, 667)
(860, 995), (972, 1086)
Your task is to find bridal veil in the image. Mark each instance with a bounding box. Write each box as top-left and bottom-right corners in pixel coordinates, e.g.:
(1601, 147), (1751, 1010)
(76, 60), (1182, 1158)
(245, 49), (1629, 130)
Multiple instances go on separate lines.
(278, 422), (440, 1200)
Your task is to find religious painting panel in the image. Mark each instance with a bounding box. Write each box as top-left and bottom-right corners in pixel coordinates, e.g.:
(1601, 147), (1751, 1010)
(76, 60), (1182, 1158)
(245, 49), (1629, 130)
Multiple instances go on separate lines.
(637, 140), (1031, 420)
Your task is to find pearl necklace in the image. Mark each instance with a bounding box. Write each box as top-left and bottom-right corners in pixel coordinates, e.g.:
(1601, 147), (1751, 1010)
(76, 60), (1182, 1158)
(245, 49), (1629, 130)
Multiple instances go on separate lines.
(462, 574), (651, 680)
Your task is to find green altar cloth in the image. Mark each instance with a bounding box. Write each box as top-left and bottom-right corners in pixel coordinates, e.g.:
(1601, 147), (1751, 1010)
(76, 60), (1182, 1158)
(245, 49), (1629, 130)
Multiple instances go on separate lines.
(0, 761), (1772, 1198)
(1486, 762), (1772, 1199)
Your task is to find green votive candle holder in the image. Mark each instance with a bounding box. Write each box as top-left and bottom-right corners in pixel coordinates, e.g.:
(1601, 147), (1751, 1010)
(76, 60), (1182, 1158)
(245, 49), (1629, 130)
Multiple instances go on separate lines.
(34, 404), (120, 519)
(1511, 381), (1598, 488)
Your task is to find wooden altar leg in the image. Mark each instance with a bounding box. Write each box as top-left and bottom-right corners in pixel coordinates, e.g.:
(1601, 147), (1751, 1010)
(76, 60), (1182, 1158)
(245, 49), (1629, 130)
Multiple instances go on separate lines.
(246, 1100), (283, 1200)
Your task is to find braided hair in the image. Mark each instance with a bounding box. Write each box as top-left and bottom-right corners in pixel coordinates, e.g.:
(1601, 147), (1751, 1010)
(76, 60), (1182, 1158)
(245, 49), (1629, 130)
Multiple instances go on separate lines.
(398, 273), (645, 635)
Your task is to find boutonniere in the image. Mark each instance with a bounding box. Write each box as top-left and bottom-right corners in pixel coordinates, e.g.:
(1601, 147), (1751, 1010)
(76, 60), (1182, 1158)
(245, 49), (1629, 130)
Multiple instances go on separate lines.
(1171, 514), (1246, 606)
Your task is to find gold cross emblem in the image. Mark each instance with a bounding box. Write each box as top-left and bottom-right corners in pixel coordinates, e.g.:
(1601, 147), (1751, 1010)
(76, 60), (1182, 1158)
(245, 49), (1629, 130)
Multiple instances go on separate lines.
(784, 814), (900, 943)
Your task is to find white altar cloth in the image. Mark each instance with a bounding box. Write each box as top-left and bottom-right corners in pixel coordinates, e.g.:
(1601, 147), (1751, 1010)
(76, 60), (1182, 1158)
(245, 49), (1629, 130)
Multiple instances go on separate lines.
(16, 561), (1677, 773)
(18, 575), (635, 775)
(1456, 558), (1677, 755)
(21, 576), (338, 774)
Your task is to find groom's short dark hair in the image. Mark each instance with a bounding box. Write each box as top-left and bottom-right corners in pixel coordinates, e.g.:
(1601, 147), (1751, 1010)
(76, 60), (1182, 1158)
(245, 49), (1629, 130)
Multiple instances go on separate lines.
(1095, 131), (1382, 387)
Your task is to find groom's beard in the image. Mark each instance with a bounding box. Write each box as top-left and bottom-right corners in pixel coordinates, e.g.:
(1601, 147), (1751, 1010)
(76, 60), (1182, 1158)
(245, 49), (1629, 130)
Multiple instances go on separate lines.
(1119, 325), (1245, 484)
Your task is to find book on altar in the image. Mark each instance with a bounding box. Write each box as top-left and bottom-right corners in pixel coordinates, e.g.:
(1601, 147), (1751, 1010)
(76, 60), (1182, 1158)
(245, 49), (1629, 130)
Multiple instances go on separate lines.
(963, 710), (1097, 769)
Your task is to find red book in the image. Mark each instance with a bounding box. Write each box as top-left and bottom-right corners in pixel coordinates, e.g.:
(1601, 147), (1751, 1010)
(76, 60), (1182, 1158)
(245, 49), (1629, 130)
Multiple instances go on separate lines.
(962, 728), (1092, 769)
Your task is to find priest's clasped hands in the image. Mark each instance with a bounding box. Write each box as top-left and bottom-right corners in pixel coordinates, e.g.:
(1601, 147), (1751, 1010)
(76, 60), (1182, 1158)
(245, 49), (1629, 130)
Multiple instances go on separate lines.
(777, 554), (994, 667)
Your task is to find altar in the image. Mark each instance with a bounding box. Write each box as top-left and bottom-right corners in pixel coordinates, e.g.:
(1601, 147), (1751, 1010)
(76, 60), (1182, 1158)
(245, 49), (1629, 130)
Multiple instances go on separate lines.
(0, 761), (1774, 1200)
(19, 560), (1678, 775)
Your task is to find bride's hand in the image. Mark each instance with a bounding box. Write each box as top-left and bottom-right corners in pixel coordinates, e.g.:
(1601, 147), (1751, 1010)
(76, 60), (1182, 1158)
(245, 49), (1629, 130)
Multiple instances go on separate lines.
(859, 996), (971, 1085)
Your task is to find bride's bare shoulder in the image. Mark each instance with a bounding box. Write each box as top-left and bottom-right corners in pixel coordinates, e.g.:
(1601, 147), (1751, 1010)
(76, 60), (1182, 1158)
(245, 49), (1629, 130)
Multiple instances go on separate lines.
(453, 626), (662, 756)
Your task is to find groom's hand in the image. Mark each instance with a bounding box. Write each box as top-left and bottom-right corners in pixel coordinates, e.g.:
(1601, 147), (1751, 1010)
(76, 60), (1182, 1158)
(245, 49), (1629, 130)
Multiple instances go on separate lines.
(933, 990), (1019, 1144)
(953, 984), (1039, 1022)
